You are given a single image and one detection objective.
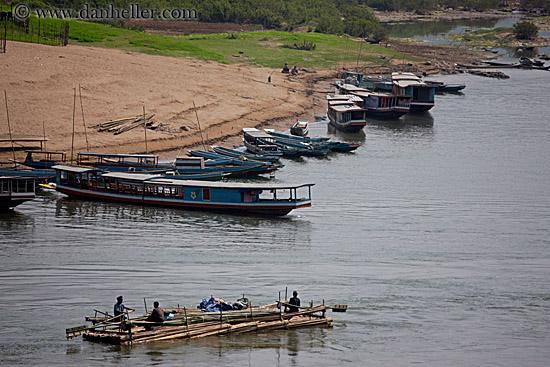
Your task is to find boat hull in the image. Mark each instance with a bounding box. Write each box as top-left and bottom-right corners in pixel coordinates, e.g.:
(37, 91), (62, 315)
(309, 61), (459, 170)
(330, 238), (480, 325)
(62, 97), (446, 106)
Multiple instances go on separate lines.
(327, 117), (366, 133)
(409, 101), (434, 112)
(55, 185), (309, 216)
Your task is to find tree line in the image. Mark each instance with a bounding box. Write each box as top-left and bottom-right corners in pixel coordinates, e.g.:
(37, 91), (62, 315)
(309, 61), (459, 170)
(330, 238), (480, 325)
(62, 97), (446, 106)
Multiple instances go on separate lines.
(20, 0), (549, 42)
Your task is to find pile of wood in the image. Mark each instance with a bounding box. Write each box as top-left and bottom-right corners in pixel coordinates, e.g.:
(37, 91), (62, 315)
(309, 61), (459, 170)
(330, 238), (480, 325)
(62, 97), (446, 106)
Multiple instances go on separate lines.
(67, 302), (337, 345)
(90, 115), (156, 135)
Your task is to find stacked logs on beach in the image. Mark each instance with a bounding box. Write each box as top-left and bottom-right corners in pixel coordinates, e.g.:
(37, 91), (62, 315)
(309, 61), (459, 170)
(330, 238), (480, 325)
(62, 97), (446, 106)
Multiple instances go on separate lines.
(76, 303), (333, 345)
(90, 115), (156, 135)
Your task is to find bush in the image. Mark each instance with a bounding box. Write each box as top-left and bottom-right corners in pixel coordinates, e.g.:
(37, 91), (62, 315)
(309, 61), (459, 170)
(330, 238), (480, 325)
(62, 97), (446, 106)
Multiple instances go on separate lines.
(513, 21), (539, 40)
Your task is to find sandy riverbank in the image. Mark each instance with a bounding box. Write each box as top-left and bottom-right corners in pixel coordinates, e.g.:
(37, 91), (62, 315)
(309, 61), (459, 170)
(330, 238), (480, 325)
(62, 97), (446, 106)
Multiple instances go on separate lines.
(0, 39), (486, 165)
(0, 41), (326, 163)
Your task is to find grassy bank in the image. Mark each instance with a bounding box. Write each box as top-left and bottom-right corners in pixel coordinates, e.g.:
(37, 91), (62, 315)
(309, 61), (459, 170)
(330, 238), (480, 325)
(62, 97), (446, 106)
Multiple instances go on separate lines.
(66, 20), (418, 69)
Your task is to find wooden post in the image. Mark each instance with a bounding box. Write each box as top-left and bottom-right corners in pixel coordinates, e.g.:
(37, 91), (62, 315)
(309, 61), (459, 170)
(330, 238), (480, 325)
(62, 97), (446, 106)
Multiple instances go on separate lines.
(4, 90), (16, 167)
(71, 87), (76, 163)
(143, 105), (148, 153)
(79, 85), (89, 152)
(356, 39), (363, 71)
(143, 298), (147, 314)
(42, 121), (47, 151)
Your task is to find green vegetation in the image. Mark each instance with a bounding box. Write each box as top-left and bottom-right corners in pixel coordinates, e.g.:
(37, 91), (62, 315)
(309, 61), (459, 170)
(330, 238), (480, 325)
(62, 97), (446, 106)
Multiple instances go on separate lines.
(27, 1), (387, 40)
(63, 19), (417, 68)
(513, 20), (539, 39)
(520, 0), (550, 11)
(365, 0), (501, 11)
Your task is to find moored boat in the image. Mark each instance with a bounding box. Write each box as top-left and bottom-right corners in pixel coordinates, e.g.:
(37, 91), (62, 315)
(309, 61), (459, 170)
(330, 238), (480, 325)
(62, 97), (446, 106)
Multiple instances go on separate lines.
(424, 80), (466, 93)
(290, 120), (309, 137)
(77, 152), (159, 171)
(326, 99), (367, 132)
(392, 72), (435, 112)
(211, 145), (281, 163)
(0, 176), (36, 209)
(243, 128), (284, 156)
(350, 90), (411, 119)
(9, 150), (67, 169)
(53, 165), (314, 216)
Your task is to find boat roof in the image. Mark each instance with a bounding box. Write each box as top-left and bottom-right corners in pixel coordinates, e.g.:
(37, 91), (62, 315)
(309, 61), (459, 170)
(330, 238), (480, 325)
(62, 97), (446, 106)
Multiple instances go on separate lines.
(0, 175), (37, 180)
(327, 94), (363, 102)
(330, 104), (364, 112)
(336, 83), (370, 92)
(242, 128), (272, 139)
(352, 91), (393, 98)
(391, 72), (421, 80)
(77, 152), (159, 159)
(25, 150), (66, 155)
(393, 80), (430, 88)
(53, 165), (101, 173)
(101, 171), (314, 189)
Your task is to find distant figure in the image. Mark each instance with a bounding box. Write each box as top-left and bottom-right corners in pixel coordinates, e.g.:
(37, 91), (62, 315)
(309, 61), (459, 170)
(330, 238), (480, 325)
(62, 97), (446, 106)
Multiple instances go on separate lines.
(114, 296), (135, 321)
(286, 291), (301, 313)
(282, 63), (289, 73)
(291, 66), (298, 75)
(147, 301), (165, 323)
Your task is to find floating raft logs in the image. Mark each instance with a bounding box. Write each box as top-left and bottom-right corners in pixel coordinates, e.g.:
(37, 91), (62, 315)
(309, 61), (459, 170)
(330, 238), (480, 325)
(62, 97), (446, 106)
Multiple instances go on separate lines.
(466, 70), (510, 79)
(89, 114), (157, 135)
(71, 303), (335, 345)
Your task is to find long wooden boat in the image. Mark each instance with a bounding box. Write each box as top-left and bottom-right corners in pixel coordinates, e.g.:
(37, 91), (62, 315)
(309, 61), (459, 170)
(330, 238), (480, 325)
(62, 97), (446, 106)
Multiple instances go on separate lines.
(170, 156), (271, 177)
(53, 165), (313, 216)
(77, 152), (159, 171)
(264, 130), (330, 143)
(211, 145), (281, 163)
(187, 150), (284, 174)
(364, 75), (393, 92)
(264, 129), (359, 153)
(243, 128), (319, 157)
(290, 120), (309, 137)
(0, 168), (55, 182)
(9, 150), (67, 169)
(347, 91), (411, 119)
(0, 176), (36, 209)
(243, 128), (284, 156)
(424, 80), (466, 93)
(392, 72), (435, 113)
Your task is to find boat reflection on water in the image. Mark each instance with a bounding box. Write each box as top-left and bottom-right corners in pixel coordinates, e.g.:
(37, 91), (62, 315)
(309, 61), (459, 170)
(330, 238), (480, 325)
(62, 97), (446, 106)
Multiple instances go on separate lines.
(53, 197), (312, 251)
(401, 111), (435, 127)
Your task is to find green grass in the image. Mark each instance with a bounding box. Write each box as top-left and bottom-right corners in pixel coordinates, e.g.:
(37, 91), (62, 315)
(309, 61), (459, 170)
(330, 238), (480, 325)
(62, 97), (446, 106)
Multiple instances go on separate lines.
(62, 20), (418, 69)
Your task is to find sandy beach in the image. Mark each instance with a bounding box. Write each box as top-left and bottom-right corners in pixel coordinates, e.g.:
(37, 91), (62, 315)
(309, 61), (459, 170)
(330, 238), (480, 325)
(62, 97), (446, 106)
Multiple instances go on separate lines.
(0, 41), (326, 163)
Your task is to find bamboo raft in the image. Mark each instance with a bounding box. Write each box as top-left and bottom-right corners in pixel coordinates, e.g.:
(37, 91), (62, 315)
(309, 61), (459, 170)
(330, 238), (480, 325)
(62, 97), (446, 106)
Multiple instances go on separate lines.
(67, 301), (342, 345)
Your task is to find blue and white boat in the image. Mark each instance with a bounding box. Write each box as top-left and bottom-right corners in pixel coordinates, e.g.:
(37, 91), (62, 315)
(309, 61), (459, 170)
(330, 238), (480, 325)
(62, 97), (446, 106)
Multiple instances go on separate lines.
(53, 165), (313, 216)
(392, 72), (435, 112)
(211, 146), (281, 163)
(0, 176), (36, 209)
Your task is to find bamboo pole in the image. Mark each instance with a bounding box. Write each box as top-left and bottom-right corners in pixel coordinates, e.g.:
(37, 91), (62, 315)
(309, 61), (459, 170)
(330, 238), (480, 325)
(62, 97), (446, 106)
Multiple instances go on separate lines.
(192, 101), (207, 151)
(143, 105), (148, 153)
(71, 88), (76, 163)
(4, 90), (16, 168)
(78, 85), (89, 152)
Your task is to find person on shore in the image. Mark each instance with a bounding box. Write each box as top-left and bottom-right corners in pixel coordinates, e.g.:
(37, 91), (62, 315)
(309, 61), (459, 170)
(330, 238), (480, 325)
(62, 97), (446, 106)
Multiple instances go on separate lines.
(286, 291), (301, 313)
(291, 66), (298, 75)
(282, 63), (289, 73)
(147, 301), (165, 323)
(114, 296), (135, 321)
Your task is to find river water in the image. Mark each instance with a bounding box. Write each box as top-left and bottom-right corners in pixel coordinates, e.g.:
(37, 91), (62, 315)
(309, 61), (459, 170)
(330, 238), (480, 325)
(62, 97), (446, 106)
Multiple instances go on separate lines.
(2, 57), (550, 367)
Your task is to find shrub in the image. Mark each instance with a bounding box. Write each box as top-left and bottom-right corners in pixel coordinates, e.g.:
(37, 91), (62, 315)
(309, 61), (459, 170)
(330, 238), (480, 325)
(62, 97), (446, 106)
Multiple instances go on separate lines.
(513, 21), (539, 40)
